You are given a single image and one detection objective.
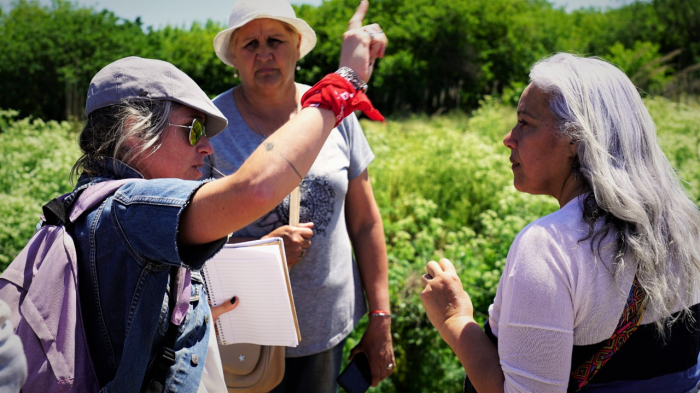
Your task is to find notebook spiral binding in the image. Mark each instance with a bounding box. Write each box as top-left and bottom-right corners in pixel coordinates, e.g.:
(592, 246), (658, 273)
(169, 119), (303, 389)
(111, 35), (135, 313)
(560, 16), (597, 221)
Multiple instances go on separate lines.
(202, 266), (229, 345)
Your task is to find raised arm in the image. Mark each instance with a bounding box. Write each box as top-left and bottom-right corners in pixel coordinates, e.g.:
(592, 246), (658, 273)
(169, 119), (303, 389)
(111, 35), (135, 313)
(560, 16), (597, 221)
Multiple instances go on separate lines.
(179, 0), (387, 245)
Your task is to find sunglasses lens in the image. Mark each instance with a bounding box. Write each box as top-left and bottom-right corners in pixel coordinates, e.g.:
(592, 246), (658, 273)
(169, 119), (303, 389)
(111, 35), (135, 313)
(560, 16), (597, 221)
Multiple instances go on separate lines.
(190, 119), (204, 146)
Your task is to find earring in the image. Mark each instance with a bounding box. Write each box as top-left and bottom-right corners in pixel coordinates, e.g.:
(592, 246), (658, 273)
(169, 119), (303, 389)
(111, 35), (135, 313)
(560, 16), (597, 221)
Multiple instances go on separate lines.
(296, 64), (301, 71)
(233, 68), (238, 78)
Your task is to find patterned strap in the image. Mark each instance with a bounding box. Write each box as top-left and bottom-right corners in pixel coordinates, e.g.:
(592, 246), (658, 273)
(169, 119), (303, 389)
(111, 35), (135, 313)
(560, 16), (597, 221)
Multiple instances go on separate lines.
(571, 275), (648, 390)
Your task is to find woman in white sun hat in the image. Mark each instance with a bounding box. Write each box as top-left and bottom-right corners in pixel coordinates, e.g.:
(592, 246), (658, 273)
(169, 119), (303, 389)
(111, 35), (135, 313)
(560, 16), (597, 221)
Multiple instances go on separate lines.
(203, 0), (394, 391)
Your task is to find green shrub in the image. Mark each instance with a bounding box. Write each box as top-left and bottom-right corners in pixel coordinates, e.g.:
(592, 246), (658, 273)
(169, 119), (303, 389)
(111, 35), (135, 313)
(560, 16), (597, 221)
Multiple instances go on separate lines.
(0, 110), (79, 268)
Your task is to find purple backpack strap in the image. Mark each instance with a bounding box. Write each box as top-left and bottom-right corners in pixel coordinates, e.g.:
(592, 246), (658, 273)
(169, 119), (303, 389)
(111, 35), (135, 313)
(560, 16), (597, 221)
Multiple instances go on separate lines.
(41, 179), (136, 226)
(69, 179), (135, 222)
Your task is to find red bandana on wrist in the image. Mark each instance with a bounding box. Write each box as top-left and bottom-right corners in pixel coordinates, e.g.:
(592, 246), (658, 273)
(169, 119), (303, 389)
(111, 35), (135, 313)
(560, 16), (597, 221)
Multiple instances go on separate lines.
(301, 73), (385, 127)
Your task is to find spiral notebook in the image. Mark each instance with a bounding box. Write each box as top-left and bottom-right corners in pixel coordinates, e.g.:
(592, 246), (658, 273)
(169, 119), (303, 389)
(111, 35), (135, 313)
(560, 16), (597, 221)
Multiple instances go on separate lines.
(202, 237), (301, 346)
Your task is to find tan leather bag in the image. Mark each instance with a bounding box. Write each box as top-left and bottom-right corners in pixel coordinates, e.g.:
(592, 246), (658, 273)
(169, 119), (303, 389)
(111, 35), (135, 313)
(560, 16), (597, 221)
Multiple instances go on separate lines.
(220, 344), (285, 392)
(220, 186), (301, 392)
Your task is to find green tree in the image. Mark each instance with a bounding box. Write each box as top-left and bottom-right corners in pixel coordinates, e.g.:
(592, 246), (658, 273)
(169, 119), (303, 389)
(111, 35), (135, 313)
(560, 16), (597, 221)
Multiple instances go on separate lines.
(296, 0), (578, 115)
(0, 0), (154, 121)
(604, 41), (678, 94)
(150, 20), (238, 98)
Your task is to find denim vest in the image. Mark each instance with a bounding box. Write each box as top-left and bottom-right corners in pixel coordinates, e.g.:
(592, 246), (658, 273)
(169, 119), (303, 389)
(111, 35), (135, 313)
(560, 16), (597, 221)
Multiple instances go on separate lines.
(71, 159), (226, 392)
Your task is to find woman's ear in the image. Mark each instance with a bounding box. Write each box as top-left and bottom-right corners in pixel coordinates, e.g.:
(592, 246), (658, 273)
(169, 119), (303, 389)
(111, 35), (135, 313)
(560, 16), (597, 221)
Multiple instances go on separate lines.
(122, 116), (138, 148)
(568, 139), (579, 158)
(296, 33), (302, 61)
(229, 35), (238, 67)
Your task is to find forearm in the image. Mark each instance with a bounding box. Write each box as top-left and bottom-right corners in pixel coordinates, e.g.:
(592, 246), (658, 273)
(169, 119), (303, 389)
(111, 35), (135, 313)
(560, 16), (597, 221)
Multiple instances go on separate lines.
(180, 108), (335, 244)
(441, 316), (504, 393)
(353, 223), (390, 311)
(346, 172), (390, 311)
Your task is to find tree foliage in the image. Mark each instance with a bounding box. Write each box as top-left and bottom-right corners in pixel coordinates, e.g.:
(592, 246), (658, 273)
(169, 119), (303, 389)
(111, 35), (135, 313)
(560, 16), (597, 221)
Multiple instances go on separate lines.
(0, 0), (698, 120)
(0, 0), (154, 120)
(149, 21), (236, 98)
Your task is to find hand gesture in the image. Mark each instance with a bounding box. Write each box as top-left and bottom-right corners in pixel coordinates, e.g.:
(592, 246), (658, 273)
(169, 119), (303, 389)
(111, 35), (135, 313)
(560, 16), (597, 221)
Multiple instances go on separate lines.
(263, 223), (314, 267)
(420, 259), (474, 335)
(339, 0), (388, 82)
(210, 296), (239, 326)
(349, 318), (395, 387)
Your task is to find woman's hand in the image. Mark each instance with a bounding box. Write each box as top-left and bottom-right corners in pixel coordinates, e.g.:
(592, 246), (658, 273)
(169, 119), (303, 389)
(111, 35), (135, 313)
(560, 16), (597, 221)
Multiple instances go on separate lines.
(210, 296), (239, 324)
(420, 259), (474, 338)
(421, 260), (505, 393)
(263, 223), (314, 268)
(340, 0), (387, 82)
(349, 317), (395, 387)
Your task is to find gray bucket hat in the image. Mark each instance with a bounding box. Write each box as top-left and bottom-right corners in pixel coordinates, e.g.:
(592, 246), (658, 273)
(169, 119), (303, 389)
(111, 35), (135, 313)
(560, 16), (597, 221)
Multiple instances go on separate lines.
(85, 56), (228, 138)
(213, 0), (316, 68)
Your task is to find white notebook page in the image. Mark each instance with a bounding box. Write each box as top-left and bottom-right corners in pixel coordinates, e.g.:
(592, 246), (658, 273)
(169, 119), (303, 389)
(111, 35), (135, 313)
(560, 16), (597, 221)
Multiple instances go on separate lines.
(202, 238), (299, 346)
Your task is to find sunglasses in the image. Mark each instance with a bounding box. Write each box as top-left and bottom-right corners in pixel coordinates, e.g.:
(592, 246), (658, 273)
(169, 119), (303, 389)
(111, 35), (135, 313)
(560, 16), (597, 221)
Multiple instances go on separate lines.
(169, 118), (206, 146)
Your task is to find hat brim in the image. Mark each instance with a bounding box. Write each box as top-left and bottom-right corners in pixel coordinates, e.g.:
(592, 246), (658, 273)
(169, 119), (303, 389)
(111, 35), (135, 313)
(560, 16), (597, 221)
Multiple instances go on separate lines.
(213, 14), (316, 68)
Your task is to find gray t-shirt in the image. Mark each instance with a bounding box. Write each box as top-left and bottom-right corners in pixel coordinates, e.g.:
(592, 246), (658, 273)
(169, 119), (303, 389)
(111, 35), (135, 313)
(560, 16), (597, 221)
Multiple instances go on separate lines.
(202, 86), (373, 357)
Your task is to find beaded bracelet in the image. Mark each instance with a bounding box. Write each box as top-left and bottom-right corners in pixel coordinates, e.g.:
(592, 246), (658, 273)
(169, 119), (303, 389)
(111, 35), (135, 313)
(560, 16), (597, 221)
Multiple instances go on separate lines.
(369, 310), (391, 318)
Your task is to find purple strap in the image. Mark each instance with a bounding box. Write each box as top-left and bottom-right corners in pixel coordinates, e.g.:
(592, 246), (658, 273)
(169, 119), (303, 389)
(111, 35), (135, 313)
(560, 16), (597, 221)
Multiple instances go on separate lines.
(170, 267), (191, 326)
(69, 179), (134, 221)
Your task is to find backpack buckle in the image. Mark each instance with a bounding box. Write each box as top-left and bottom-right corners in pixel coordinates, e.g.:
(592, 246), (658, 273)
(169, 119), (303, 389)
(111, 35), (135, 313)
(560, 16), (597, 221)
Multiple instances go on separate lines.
(162, 347), (176, 365)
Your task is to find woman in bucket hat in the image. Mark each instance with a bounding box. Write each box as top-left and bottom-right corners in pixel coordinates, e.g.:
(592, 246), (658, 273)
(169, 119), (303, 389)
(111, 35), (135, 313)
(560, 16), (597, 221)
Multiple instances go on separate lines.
(36, 3), (386, 392)
(202, 0), (394, 390)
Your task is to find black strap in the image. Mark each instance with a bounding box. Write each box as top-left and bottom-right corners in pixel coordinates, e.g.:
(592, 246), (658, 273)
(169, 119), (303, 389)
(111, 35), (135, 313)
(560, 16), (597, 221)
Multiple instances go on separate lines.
(42, 198), (68, 226)
(143, 268), (180, 393)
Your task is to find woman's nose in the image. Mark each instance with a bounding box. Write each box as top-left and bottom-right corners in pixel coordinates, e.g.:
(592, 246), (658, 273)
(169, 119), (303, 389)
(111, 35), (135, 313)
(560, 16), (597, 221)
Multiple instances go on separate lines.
(503, 128), (516, 149)
(198, 136), (214, 156)
(256, 47), (273, 61)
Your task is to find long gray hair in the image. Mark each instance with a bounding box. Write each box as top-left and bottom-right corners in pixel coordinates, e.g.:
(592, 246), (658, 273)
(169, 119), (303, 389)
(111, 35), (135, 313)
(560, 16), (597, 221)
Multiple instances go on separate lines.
(530, 53), (700, 331)
(71, 100), (178, 180)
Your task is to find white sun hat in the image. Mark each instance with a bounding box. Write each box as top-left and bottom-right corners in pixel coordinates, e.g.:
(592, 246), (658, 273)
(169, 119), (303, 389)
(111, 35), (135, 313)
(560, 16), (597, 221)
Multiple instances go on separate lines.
(213, 0), (317, 68)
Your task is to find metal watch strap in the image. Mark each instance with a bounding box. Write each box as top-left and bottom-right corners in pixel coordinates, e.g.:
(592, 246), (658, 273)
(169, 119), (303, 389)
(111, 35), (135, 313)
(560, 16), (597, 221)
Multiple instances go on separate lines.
(335, 67), (368, 93)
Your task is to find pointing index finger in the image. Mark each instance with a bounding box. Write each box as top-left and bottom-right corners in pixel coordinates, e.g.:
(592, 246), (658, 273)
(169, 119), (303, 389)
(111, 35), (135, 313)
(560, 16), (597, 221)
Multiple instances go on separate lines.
(348, 0), (369, 31)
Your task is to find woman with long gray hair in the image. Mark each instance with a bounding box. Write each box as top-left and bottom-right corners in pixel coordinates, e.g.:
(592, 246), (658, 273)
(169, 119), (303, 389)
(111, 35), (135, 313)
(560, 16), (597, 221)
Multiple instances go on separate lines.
(421, 53), (700, 392)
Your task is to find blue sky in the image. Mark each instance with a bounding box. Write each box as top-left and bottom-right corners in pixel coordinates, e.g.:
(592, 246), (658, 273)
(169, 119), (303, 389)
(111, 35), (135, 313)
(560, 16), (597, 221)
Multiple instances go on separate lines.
(1, 0), (633, 30)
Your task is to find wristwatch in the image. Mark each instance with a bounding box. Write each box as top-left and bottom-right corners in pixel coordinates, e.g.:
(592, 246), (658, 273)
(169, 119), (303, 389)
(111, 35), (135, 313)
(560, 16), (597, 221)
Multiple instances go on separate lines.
(335, 67), (368, 93)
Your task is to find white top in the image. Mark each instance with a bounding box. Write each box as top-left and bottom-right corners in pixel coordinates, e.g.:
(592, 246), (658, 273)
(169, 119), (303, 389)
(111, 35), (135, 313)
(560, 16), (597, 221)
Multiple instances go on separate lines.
(488, 195), (659, 392)
(198, 321), (227, 393)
